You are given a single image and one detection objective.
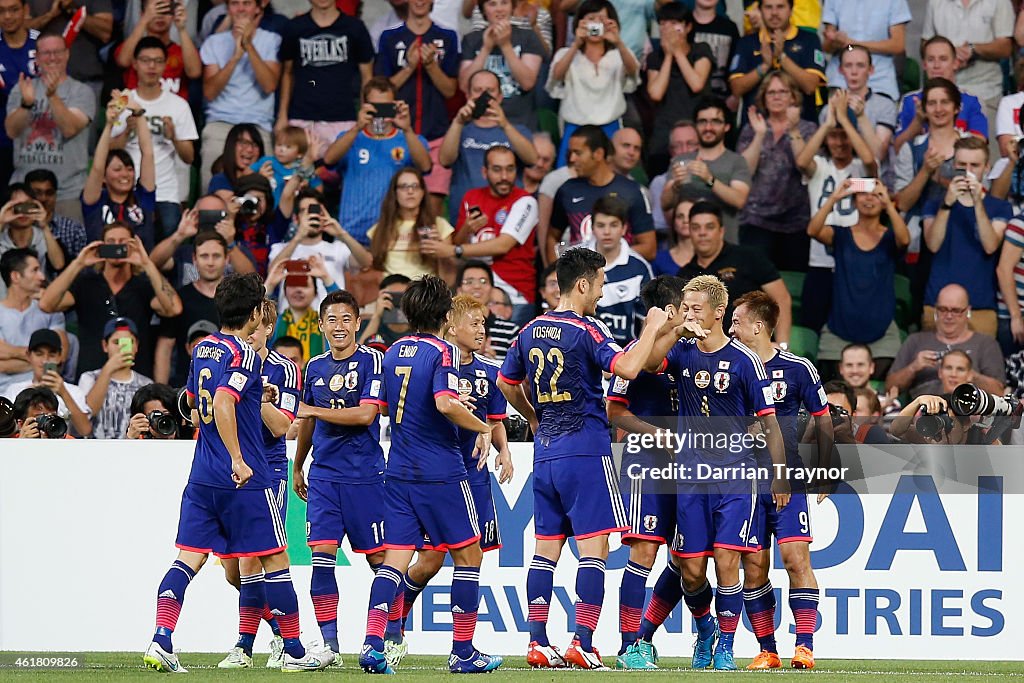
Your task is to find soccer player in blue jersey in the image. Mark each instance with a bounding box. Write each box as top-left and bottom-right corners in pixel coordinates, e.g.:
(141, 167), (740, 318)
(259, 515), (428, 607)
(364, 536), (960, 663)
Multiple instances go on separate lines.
(644, 274), (790, 671)
(729, 291), (832, 671)
(143, 273), (331, 673)
(606, 276), (685, 670)
(359, 275), (502, 675)
(218, 298), (301, 669)
(387, 294), (516, 669)
(292, 289), (387, 664)
(497, 247), (669, 670)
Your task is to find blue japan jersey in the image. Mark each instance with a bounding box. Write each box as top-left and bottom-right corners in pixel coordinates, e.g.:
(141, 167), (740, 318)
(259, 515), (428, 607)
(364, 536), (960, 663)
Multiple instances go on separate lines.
(456, 353), (508, 487)
(755, 350), (829, 475)
(664, 337), (774, 467)
(260, 350), (301, 478)
(382, 334), (466, 483)
(186, 332), (269, 489)
(607, 362), (677, 468)
(499, 311), (624, 462)
(303, 346), (386, 483)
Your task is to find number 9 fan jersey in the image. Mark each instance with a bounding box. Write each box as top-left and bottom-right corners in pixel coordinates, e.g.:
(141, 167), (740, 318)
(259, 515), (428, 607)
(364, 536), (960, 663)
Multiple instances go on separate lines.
(499, 310), (624, 461)
(185, 332), (271, 489)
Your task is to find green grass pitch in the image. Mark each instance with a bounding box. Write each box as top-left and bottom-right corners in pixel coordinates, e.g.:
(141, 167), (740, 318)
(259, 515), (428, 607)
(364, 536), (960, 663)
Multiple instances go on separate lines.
(2, 653), (1024, 681)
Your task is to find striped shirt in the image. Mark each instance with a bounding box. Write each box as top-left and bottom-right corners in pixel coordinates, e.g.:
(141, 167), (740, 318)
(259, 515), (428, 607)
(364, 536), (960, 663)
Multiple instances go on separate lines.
(998, 216), (1024, 319)
(487, 315), (520, 361)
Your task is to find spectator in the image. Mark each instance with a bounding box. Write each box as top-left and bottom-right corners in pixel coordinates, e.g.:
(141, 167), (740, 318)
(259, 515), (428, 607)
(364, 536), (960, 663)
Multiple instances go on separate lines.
(11, 386), (70, 438)
(227, 172), (275, 274)
(199, 0), (287, 42)
(368, 167), (454, 279)
(538, 261), (558, 311)
(728, 0), (825, 125)
(820, 0), (911, 103)
(275, 0), (373, 159)
(853, 386), (882, 420)
(536, 154), (576, 265)
(199, 0), (281, 190)
(23, 168), (85, 263)
(921, 0), (1014, 140)
(376, 0), (459, 215)
(0, 0), (37, 186)
(38, 221), (182, 377)
(912, 348), (980, 398)
(267, 188), (372, 307)
(369, 0), (408, 48)
(796, 90), (876, 332)
(690, 0), (740, 102)
(585, 195), (652, 344)
(271, 335), (304, 369)
(738, 71), (816, 271)
(0, 247), (67, 394)
(154, 231), (227, 386)
(322, 77), (432, 247)
(921, 137), (1010, 336)
(610, 126), (646, 183)
(995, 64), (1024, 162)
(523, 131), (556, 195)
(823, 377), (890, 444)
(837, 343), (875, 390)
(3, 328), (90, 436)
(0, 183), (64, 298)
(27, 0), (113, 99)
(249, 125), (320, 207)
(79, 317), (153, 439)
(114, 0), (202, 100)
(828, 44), (896, 163)
(646, 2), (713, 175)
(5, 33), (95, 225)
(421, 144), (539, 326)
(661, 97), (750, 243)
(679, 200), (792, 344)
(547, 125), (654, 260)
(208, 123), (266, 204)
(459, 0), (545, 130)
(439, 68), (537, 224)
(894, 36), (989, 152)
(650, 119), (699, 231)
(997, 208), (1024, 355)
(125, 382), (193, 439)
(652, 196), (694, 276)
(268, 271), (325, 362)
(487, 285), (518, 326)
(464, 0), (552, 53)
(456, 259), (518, 359)
(808, 180), (909, 376)
(122, 37), (199, 240)
(82, 92), (157, 251)
(357, 272), (412, 349)
(546, 0), (639, 166)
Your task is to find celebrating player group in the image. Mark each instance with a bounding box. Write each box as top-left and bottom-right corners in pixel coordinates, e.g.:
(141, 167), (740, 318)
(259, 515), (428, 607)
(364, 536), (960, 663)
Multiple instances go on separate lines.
(142, 239), (832, 673)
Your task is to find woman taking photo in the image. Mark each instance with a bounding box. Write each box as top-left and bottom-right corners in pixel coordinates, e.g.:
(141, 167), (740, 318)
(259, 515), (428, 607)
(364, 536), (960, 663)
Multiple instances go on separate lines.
(652, 196), (695, 276)
(368, 168), (454, 280)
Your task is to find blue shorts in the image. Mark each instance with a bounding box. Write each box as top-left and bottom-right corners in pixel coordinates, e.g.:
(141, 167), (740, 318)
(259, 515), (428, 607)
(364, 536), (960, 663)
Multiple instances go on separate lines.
(175, 482), (287, 559)
(306, 479), (386, 554)
(273, 478), (288, 519)
(385, 479), (480, 552)
(759, 491), (812, 545)
(472, 481), (501, 552)
(620, 466), (675, 546)
(671, 481), (761, 558)
(534, 455), (628, 540)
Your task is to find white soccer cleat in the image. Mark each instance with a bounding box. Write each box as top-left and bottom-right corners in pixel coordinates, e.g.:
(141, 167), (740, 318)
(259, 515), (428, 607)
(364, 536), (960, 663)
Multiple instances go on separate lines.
(217, 646), (252, 669)
(384, 639), (409, 669)
(265, 636), (285, 669)
(281, 646), (334, 672)
(143, 641), (188, 674)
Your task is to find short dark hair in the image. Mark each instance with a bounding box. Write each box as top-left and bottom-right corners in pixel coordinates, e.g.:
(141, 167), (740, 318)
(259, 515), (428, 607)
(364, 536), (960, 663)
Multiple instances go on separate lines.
(569, 125), (612, 158)
(656, 1), (691, 23)
(273, 335), (303, 354)
(380, 273), (412, 289)
(295, 187), (327, 213)
(319, 289), (360, 319)
(402, 275), (453, 333)
(840, 342), (873, 362)
(362, 76), (396, 101)
(839, 43), (872, 66)
(215, 272), (264, 329)
(0, 247), (38, 287)
(13, 386), (59, 421)
(591, 195), (629, 225)
(483, 144), (515, 167)
(923, 77), (961, 112)
(194, 230), (228, 253)
(134, 35), (167, 59)
(556, 247), (605, 295)
(577, 0), (619, 23)
(693, 96), (730, 123)
(921, 35), (956, 60)
(4, 182), (32, 204)
(130, 383), (177, 419)
(823, 379), (856, 412)
(733, 290), (780, 332)
(688, 200), (723, 225)
(24, 168), (58, 189)
(457, 260), (494, 287)
(641, 275), (686, 310)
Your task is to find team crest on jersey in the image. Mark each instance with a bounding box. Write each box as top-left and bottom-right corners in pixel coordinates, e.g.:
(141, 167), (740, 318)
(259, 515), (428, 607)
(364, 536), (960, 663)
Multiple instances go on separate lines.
(458, 378), (473, 396)
(329, 374), (344, 392)
(694, 370), (711, 389)
(714, 371), (730, 392)
(391, 147), (406, 162)
(771, 380), (788, 401)
(475, 378), (489, 396)
(344, 371), (359, 390)
(496, 208), (508, 225)
(643, 515), (658, 532)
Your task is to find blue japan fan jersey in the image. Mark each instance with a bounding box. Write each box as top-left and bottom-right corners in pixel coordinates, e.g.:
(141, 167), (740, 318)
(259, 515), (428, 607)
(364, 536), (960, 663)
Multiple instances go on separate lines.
(382, 334), (467, 483)
(499, 311), (624, 461)
(302, 346), (386, 483)
(261, 349), (301, 478)
(456, 353), (508, 486)
(185, 332), (270, 489)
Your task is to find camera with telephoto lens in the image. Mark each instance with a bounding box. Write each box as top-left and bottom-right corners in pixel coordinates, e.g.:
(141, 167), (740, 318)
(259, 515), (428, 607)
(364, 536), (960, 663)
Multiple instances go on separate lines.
(35, 413), (67, 439)
(950, 383), (1024, 423)
(828, 403), (849, 428)
(236, 195), (260, 216)
(148, 410), (178, 437)
(916, 406), (954, 439)
(0, 397), (15, 438)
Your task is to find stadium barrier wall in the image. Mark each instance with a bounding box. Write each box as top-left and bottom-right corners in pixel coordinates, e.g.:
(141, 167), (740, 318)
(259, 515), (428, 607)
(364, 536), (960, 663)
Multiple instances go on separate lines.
(0, 439), (1020, 659)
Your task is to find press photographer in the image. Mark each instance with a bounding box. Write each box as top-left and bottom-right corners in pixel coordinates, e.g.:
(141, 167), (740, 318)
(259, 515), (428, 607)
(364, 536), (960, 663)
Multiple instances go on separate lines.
(125, 383), (194, 440)
(890, 383), (1022, 444)
(11, 387), (70, 439)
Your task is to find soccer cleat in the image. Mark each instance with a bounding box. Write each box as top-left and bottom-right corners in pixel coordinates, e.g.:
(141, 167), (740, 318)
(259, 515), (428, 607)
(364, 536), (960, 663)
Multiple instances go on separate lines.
(564, 639), (609, 670)
(637, 639), (659, 665)
(526, 641), (566, 668)
(143, 641), (188, 674)
(747, 650), (782, 670)
(615, 641), (658, 670)
(281, 647), (334, 672)
(384, 639), (408, 670)
(712, 646), (736, 671)
(690, 617), (719, 669)
(448, 650), (504, 673)
(265, 636), (285, 669)
(791, 645), (815, 669)
(217, 646), (252, 669)
(359, 644), (395, 674)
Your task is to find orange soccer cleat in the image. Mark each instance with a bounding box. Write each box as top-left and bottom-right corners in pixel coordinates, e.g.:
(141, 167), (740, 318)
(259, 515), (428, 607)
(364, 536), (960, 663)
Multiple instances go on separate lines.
(791, 645), (815, 669)
(563, 639), (608, 670)
(747, 650), (782, 670)
(526, 641), (566, 668)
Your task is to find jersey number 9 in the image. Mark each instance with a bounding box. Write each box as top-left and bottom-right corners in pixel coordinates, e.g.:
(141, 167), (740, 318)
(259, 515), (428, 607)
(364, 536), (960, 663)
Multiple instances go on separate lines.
(528, 347), (572, 404)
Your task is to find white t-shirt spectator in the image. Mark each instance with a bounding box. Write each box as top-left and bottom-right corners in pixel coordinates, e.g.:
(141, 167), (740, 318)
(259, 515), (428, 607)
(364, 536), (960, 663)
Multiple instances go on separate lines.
(4, 380), (90, 421)
(0, 303), (65, 394)
(267, 240), (352, 310)
(125, 88), (199, 203)
(804, 155), (868, 268)
(78, 369), (153, 439)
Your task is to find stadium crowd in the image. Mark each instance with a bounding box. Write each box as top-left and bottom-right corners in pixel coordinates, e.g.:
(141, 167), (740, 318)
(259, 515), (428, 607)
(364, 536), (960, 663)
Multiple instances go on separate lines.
(1, 0), (1024, 444)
